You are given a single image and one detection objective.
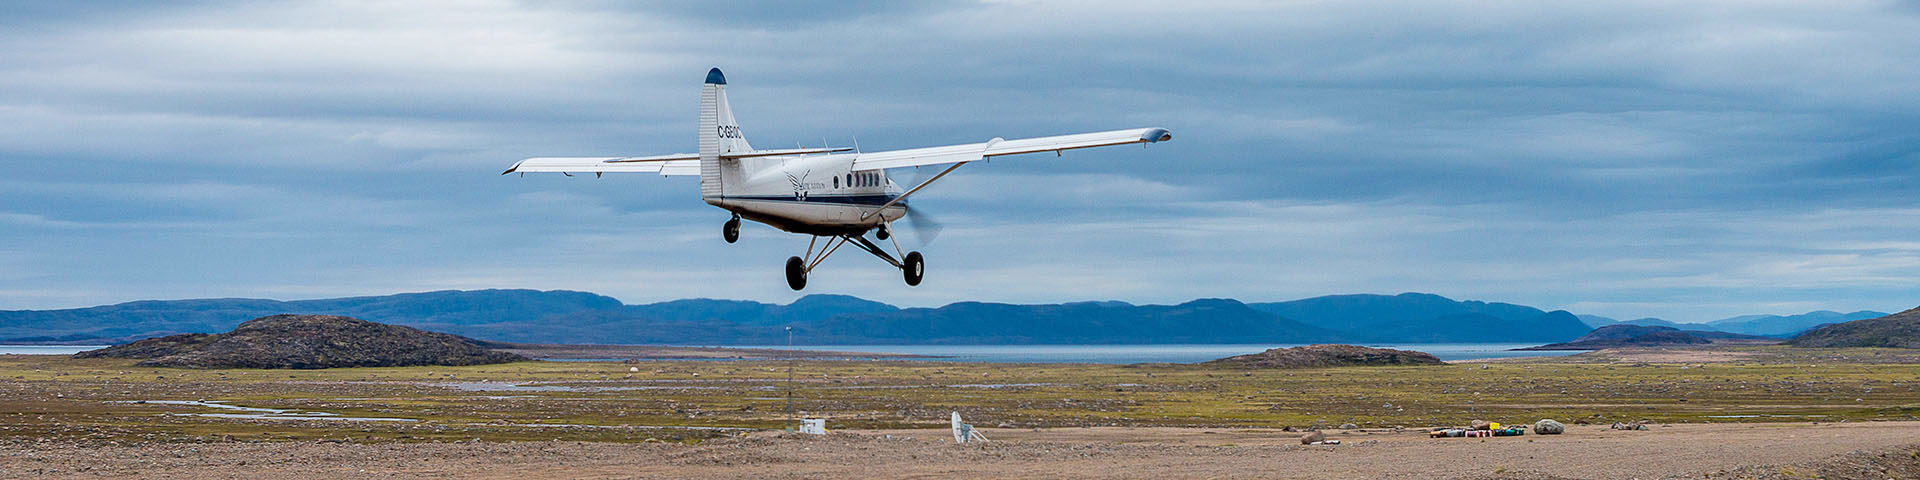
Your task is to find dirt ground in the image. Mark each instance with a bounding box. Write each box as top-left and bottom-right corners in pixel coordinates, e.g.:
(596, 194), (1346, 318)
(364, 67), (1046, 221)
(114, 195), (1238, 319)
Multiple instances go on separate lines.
(5, 421), (1917, 479)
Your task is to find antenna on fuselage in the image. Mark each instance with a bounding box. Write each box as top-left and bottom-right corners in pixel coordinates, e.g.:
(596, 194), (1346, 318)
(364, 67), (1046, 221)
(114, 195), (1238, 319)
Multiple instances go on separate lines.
(853, 135), (861, 154)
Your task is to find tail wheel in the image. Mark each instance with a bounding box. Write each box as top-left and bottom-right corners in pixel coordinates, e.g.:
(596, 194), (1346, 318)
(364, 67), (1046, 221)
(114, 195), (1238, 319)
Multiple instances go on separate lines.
(875, 225), (890, 240)
(902, 251), (924, 286)
(785, 256), (807, 290)
(723, 217), (740, 243)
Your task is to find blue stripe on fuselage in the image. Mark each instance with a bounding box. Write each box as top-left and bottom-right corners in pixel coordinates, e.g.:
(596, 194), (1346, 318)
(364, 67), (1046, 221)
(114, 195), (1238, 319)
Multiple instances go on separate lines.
(729, 194), (902, 207)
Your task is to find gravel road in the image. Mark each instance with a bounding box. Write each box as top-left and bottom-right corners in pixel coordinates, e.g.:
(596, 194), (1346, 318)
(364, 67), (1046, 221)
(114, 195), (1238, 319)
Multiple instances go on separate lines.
(4, 421), (1917, 479)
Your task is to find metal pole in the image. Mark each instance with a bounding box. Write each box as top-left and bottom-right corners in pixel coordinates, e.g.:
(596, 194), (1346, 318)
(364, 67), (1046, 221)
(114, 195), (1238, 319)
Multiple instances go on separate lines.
(786, 326), (794, 431)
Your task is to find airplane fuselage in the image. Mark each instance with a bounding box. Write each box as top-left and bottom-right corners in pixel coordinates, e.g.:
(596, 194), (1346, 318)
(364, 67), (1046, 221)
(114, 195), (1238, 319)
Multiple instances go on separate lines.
(705, 153), (908, 236)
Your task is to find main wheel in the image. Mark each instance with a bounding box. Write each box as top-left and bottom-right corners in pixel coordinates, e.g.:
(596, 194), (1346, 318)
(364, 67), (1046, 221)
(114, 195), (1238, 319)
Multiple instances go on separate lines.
(723, 217), (740, 243)
(785, 256), (807, 290)
(902, 251), (924, 286)
(874, 225), (890, 240)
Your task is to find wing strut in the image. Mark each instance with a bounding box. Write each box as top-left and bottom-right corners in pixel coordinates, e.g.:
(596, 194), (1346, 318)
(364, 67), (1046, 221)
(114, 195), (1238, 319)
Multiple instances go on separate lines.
(860, 162), (968, 220)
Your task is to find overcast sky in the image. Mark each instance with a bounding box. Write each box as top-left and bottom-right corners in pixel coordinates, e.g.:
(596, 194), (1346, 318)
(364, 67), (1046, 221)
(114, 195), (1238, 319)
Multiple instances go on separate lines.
(3, 1), (1918, 322)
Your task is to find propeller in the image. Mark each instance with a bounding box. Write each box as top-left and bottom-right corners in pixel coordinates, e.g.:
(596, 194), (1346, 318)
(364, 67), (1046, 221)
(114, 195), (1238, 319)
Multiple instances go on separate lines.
(904, 203), (943, 245)
(898, 167), (945, 245)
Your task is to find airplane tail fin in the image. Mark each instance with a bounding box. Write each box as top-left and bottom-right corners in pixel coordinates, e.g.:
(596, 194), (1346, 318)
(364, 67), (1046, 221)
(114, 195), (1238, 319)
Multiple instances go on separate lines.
(700, 67), (752, 199)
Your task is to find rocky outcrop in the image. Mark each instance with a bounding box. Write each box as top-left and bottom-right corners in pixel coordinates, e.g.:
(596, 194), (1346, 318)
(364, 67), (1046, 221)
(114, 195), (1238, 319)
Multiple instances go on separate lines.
(1205, 344), (1442, 368)
(1788, 307), (1920, 348)
(1534, 419), (1565, 435)
(75, 314), (526, 369)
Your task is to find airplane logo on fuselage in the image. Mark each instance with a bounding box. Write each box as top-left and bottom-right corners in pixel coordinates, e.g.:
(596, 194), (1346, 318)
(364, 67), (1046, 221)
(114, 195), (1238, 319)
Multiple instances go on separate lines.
(786, 170), (810, 201)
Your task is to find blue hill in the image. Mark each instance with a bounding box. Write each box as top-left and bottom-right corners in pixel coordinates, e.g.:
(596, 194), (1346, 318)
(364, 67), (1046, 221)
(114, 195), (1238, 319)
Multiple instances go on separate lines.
(1706, 310), (1889, 337)
(3, 290), (1592, 345)
(1247, 293), (1593, 342)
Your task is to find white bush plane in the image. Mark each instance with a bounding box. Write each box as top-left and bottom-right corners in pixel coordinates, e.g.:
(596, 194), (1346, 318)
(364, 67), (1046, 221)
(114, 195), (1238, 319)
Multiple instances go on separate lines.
(505, 68), (1172, 290)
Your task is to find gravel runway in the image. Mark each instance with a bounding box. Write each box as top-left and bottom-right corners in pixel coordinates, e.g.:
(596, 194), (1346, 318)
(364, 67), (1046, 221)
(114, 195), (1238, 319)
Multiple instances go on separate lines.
(5, 421), (1917, 479)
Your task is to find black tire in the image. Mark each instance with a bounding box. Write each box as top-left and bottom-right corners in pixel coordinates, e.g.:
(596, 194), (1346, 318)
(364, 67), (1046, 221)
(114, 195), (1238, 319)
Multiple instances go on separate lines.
(723, 218), (740, 243)
(902, 251), (924, 286)
(785, 256), (807, 290)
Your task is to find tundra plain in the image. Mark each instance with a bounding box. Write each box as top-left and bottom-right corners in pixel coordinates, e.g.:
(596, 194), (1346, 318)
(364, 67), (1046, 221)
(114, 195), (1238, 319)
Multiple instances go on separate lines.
(3, 346), (1919, 479)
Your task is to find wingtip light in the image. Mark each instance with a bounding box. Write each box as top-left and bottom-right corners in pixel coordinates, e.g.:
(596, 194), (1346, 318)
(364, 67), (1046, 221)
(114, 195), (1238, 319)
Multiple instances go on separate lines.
(705, 67), (726, 85)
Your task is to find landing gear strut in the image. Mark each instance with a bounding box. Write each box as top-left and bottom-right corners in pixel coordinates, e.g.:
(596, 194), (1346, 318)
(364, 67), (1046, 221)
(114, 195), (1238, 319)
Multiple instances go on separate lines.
(723, 215), (740, 243)
(781, 229), (924, 290)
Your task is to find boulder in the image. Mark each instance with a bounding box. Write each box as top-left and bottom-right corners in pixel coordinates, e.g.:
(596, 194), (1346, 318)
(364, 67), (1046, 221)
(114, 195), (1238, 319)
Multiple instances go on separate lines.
(1533, 419), (1565, 435)
(1299, 430), (1325, 444)
(1339, 423), (1359, 430)
(1470, 419), (1492, 430)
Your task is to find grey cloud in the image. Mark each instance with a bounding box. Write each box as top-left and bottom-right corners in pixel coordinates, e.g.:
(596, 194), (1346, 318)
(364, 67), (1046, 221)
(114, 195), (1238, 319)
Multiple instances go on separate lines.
(1, 1), (1917, 323)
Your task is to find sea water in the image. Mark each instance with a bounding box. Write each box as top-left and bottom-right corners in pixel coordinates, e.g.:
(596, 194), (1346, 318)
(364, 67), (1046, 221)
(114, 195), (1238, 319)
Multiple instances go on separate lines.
(0, 345), (107, 355)
(714, 343), (1578, 364)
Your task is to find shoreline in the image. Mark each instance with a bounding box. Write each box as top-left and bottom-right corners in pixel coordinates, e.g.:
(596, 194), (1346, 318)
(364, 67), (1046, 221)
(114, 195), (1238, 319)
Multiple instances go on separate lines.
(482, 343), (938, 360)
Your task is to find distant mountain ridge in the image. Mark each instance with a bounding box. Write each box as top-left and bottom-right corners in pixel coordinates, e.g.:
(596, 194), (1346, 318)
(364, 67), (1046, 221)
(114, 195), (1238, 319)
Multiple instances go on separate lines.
(1577, 315), (1702, 329)
(1576, 310), (1889, 337)
(31, 289), (1869, 346)
(1247, 293), (1592, 343)
(1705, 310), (1888, 337)
(1519, 325), (1776, 350)
(1788, 307), (1920, 348)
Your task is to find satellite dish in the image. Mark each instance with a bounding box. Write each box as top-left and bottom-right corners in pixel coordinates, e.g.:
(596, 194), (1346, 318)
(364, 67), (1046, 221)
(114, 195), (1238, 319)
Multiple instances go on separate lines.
(950, 411), (986, 443)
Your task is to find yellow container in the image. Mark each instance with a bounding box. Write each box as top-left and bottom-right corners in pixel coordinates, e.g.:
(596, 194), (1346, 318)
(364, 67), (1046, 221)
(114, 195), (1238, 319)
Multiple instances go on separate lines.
(1489, 422), (1501, 430)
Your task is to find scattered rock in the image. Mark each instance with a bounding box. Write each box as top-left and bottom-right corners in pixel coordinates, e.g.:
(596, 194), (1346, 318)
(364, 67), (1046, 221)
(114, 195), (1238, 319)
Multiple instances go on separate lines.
(1611, 422), (1647, 431)
(1533, 419), (1565, 435)
(1338, 423), (1359, 430)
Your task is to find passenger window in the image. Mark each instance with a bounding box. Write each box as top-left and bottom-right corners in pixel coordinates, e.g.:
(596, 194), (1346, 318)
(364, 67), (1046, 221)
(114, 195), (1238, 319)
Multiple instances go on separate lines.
(833, 177), (839, 188)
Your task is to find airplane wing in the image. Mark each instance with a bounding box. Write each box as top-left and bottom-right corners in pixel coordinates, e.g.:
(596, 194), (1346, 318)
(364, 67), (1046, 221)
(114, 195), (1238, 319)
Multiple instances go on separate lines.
(850, 127), (1171, 170)
(504, 147), (852, 175)
(503, 154), (701, 176)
